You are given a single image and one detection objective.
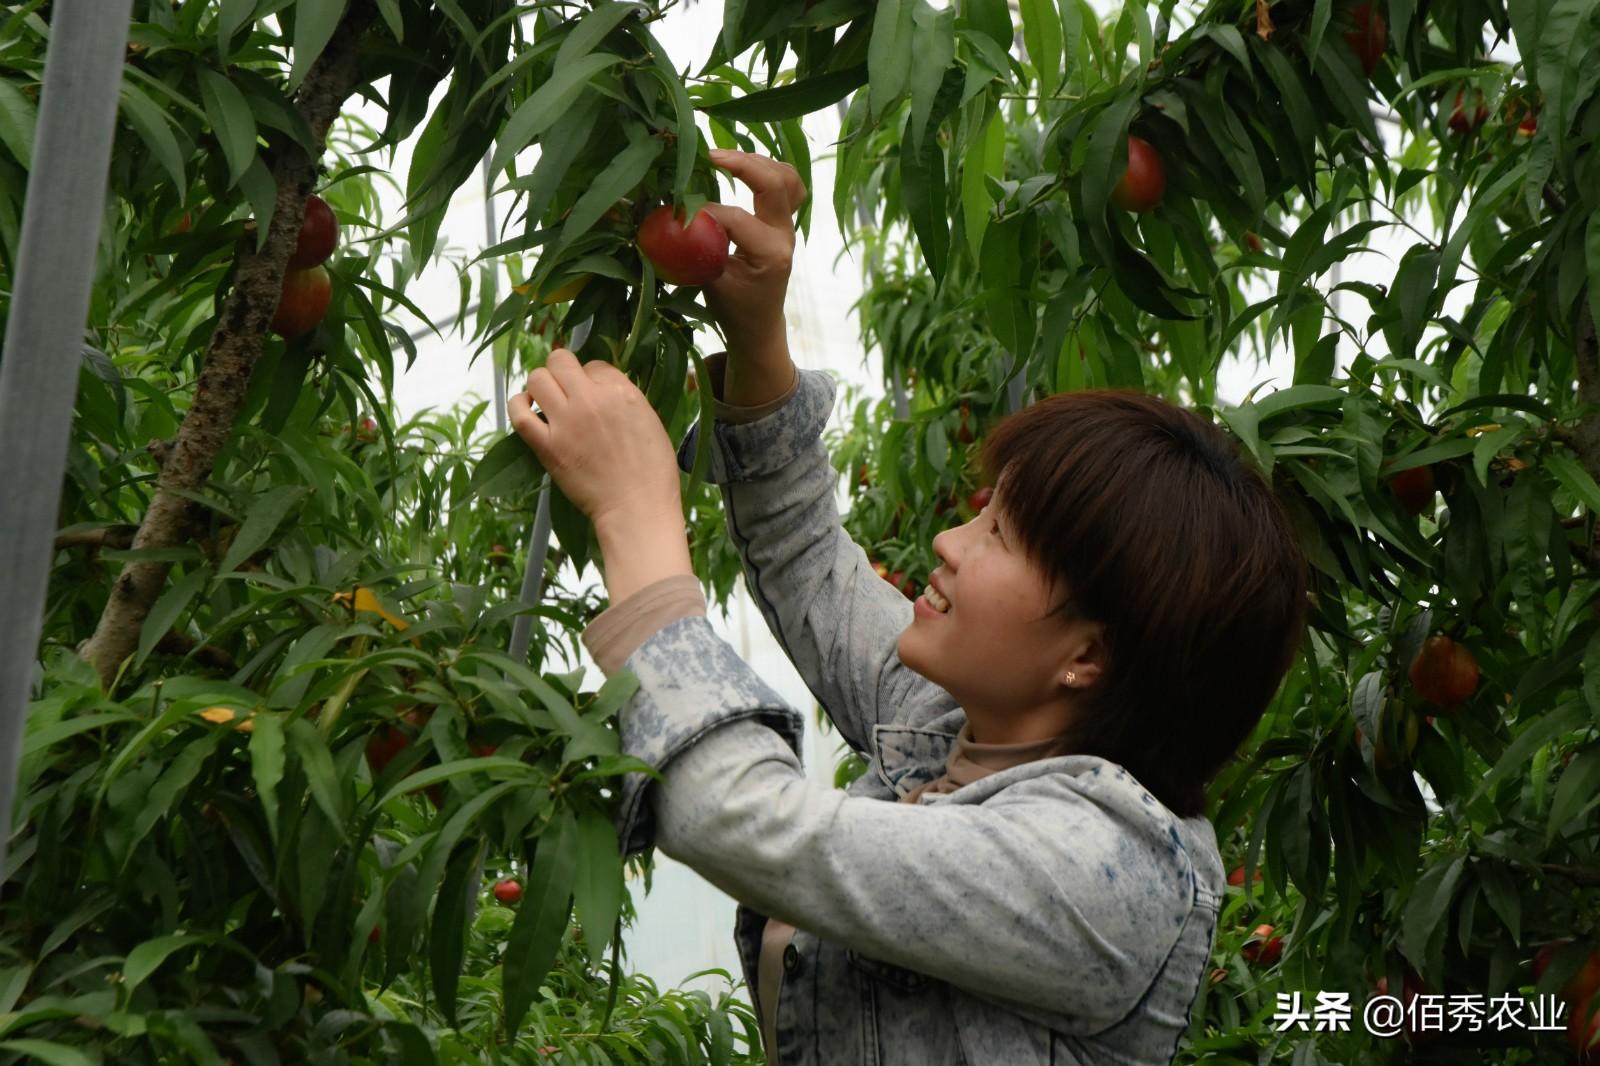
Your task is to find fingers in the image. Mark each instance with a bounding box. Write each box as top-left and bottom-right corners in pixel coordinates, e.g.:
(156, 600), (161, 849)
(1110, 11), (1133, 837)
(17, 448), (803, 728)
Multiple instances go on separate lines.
(506, 390), (548, 449)
(708, 148), (807, 228)
(700, 203), (790, 260)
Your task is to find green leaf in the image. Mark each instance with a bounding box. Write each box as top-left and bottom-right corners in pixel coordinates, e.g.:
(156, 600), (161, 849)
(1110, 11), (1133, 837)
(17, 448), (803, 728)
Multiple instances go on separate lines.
(0, 79), (37, 169)
(470, 432), (546, 500)
(1587, 211), (1600, 342)
(1019, 0), (1063, 100)
(118, 83), (187, 192)
(0, 1040), (98, 1066)
(218, 0), (259, 62)
(249, 713), (285, 846)
(1535, 0), (1600, 172)
(868, 0), (915, 120)
(554, 130), (663, 256)
(961, 105), (1002, 258)
(1586, 629), (1600, 727)
(1251, 385), (1346, 423)
(289, 0), (350, 92)
(219, 485), (307, 574)
(490, 53), (622, 178)
(123, 933), (204, 998)
(1476, 861), (1521, 947)
(430, 838), (483, 1027)
(572, 807), (623, 963)
(135, 568), (211, 668)
(1469, 698), (1586, 805)
(409, 782), (521, 948)
(197, 68), (258, 190)
(1547, 747), (1600, 840)
(1544, 451), (1600, 516)
(909, 5), (956, 153)
(701, 63), (868, 122)
(900, 115), (948, 284)
(238, 156), (277, 253)
(556, 1), (639, 70)
(637, 23), (698, 204)
(287, 717), (347, 842)
(1402, 852), (1465, 968)
(503, 808), (579, 1037)
(377, 757), (536, 808)
(374, 0), (403, 41)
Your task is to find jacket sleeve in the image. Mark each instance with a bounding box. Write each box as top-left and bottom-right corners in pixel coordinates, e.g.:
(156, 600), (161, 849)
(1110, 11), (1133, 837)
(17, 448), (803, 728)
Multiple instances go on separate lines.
(643, 689), (1198, 1035)
(672, 351), (943, 756)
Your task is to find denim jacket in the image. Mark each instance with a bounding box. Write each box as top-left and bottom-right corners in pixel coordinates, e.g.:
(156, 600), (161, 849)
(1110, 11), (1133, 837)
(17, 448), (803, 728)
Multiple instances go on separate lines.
(581, 353), (1226, 1064)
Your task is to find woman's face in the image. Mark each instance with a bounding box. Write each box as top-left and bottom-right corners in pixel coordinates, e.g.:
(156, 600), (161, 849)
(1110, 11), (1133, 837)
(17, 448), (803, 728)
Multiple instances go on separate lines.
(895, 481), (1106, 743)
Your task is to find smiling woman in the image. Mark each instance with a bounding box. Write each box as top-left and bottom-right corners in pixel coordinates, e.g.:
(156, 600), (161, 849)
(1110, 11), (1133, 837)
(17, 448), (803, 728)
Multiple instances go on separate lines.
(899, 388), (1310, 818)
(567, 150), (1309, 1066)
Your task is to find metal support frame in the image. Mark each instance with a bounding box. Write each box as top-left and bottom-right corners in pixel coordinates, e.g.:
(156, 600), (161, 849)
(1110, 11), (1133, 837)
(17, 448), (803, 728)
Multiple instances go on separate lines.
(0, 0), (136, 878)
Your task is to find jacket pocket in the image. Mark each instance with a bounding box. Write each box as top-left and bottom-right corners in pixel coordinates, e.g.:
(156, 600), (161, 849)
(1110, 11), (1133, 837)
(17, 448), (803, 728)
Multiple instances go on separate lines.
(846, 948), (931, 992)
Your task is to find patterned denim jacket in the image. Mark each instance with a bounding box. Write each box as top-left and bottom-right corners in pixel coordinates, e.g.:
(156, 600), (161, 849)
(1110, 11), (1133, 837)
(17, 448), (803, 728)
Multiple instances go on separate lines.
(606, 357), (1226, 1064)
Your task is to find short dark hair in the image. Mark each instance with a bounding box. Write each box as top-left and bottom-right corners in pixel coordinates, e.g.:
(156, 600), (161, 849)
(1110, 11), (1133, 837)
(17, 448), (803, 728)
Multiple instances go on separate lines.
(980, 388), (1308, 819)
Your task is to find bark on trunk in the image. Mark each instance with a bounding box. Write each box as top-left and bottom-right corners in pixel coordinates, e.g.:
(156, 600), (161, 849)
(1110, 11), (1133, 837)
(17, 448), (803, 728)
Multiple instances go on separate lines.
(77, 2), (376, 689)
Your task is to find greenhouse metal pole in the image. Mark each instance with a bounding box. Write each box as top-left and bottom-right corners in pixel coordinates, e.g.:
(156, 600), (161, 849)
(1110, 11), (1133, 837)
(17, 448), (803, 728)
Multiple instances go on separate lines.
(0, 0), (136, 878)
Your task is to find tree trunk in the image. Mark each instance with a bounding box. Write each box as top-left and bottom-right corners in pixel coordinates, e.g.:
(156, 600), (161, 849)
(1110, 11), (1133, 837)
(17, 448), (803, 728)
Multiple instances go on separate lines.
(77, 2), (377, 688)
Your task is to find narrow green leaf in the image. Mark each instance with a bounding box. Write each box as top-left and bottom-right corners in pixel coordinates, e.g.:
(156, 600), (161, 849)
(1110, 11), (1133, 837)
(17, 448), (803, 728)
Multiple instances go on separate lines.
(1403, 853), (1465, 966)
(1019, 0), (1063, 100)
(123, 933), (204, 998)
(1586, 211), (1600, 342)
(135, 568), (211, 668)
(1469, 698), (1586, 805)
(238, 155), (276, 253)
(288, 0), (350, 92)
(701, 63), (868, 122)
(218, 0), (259, 62)
(554, 131), (663, 256)
(556, 1), (639, 69)
(637, 23), (698, 203)
(1547, 747), (1600, 840)
(572, 807), (623, 963)
(118, 83), (187, 192)
(249, 713), (285, 846)
(219, 485), (307, 574)
(430, 838), (483, 1027)
(0, 79), (37, 168)
(867, 0), (915, 120)
(408, 783), (520, 941)
(356, 0), (396, 39)
(1476, 861), (1521, 947)
(900, 116), (948, 284)
(0, 1040), (98, 1066)
(961, 105), (1002, 259)
(909, 5), (956, 152)
(1544, 451), (1600, 516)
(197, 68), (258, 189)
(503, 808), (579, 1036)
(470, 432), (546, 500)
(287, 718), (347, 842)
(490, 53), (622, 178)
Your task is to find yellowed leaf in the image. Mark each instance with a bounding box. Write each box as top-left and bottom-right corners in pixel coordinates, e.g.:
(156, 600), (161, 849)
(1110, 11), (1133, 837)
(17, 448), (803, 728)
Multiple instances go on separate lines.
(199, 707), (237, 724)
(1256, 0), (1275, 39)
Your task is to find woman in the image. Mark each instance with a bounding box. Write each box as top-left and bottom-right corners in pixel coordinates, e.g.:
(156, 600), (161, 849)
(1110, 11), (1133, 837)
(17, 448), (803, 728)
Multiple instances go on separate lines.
(509, 150), (1308, 1065)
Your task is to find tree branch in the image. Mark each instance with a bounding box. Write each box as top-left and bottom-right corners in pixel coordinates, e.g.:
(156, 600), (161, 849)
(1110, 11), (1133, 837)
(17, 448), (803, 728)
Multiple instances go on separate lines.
(1539, 863), (1600, 889)
(77, 2), (377, 689)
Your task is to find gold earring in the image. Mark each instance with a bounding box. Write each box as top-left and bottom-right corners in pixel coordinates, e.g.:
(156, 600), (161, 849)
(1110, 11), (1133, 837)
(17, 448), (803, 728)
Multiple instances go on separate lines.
(1065, 671), (1076, 686)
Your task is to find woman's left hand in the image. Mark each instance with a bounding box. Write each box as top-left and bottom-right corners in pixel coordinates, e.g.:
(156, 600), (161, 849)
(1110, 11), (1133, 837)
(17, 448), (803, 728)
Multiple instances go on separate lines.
(508, 348), (683, 534)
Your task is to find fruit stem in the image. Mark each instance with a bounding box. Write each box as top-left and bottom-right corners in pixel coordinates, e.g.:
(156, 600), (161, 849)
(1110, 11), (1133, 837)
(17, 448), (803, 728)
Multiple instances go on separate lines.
(317, 634), (371, 738)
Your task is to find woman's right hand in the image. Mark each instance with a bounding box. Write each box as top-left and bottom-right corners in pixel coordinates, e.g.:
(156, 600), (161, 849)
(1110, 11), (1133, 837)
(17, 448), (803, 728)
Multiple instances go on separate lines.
(701, 149), (807, 365)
